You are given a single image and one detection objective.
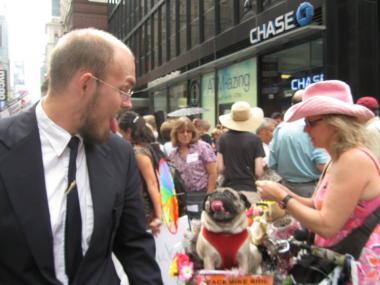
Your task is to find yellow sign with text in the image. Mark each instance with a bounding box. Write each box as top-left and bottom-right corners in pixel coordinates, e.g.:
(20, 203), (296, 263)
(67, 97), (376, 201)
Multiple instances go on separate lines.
(195, 274), (273, 285)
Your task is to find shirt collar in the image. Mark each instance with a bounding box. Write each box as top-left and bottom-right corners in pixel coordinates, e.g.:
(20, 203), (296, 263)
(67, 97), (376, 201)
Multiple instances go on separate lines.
(36, 100), (82, 157)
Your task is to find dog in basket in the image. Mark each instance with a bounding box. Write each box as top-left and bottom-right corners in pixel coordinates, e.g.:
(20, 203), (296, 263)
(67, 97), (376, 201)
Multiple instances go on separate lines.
(196, 187), (262, 274)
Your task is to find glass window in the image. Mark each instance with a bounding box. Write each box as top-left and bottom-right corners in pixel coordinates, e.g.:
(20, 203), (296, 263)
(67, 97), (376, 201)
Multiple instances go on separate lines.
(170, 34), (176, 59)
(169, 83), (187, 111)
(153, 89), (168, 113)
(178, 0), (187, 53)
(203, 1), (215, 40)
(126, 0), (132, 31)
(262, 0), (282, 10)
(219, 0), (233, 32)
(239, 0), (258, 21)
(134, 0), (140, 25)
(141, 0), (145, 16)
(311, 38), (323, 68)
(169, 0), (177, 58)
(161, 4), (167, 63)
(179, 28), (186, 54)
(179, 0), (186, 31)
(190, 1), (199, 47)
(139, 27), (144, 75)
(153, 12), (159, 68)
(146, 21), (151, 72)
(260, 39), (324, 114)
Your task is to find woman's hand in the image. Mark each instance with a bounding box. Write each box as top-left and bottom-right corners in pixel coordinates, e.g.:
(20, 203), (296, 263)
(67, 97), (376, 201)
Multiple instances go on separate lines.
(256, 180), (287, 202)
(149, 217), (162, 236)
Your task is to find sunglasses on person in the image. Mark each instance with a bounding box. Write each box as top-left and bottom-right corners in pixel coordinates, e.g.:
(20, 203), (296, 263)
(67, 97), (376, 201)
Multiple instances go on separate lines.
(304, 117), (324, 127)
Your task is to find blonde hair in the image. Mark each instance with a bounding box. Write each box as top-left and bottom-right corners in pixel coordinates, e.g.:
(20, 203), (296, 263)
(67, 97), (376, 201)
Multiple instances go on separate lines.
(171, 117), (199, 147)
(324, 115), (370, 160)
(49, 28), (133, 94)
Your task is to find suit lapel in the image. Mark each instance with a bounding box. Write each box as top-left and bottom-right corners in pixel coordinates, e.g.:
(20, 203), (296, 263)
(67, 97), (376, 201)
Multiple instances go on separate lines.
(0, 108), (58, 283)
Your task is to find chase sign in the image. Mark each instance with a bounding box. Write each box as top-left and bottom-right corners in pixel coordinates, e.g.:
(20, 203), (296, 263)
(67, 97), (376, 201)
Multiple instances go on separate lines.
(250, 2), (314, 45)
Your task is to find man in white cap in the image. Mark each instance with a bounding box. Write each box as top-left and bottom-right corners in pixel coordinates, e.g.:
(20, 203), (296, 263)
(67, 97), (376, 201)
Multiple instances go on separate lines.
(217, 101), (265, 198)
(269, 90), (329, 197)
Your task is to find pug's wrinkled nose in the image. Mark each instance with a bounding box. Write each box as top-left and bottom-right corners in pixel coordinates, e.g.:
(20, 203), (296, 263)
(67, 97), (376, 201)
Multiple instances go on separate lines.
(211, 200), (224, 212)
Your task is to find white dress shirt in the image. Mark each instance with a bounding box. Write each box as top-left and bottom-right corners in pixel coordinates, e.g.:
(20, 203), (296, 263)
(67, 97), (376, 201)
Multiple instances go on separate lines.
(36, 101), (94, 285)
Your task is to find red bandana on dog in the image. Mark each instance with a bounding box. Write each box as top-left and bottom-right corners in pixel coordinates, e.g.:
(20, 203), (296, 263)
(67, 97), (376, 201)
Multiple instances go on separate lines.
(202, 228), (249, 269)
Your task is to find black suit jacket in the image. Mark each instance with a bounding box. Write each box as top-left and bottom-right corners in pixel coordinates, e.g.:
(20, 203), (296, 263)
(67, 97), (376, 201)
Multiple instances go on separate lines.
(0, 106), (163, 285)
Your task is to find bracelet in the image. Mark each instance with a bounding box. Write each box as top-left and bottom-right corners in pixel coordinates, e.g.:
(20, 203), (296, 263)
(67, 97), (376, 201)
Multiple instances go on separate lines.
(278, 194), (293, 210)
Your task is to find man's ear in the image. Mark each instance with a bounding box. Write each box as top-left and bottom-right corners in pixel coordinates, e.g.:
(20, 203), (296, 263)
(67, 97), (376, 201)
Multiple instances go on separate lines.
(78, 72), (94, 94)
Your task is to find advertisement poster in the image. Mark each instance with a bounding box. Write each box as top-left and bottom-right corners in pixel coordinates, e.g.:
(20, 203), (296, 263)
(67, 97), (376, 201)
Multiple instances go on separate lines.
(201, 72), (216, 129)
(201, 58), (257, 121)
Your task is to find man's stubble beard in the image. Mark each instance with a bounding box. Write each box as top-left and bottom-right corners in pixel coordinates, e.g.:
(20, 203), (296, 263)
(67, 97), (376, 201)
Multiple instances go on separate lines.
(79, 89), (110, 145)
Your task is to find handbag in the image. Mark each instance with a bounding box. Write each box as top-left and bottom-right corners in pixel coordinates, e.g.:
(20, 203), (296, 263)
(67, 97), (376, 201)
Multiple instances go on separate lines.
(290, 205), (380, 284)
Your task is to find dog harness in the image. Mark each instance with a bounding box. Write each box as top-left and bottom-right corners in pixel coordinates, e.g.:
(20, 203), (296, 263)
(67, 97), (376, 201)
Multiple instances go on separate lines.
(202, 227), (249, 269)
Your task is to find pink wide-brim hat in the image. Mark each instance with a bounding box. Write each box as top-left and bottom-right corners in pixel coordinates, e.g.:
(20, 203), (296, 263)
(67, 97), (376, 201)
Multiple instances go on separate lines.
(284, 80), (374, 122)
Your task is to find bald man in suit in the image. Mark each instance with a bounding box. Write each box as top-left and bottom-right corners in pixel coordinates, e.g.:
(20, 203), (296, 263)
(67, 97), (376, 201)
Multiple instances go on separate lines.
(0, 28), (162, 285)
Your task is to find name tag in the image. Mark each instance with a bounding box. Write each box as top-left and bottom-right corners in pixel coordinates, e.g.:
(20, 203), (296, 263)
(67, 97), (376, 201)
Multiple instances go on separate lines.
(186, 153), (199, 163)
(187, 204), (199, 212)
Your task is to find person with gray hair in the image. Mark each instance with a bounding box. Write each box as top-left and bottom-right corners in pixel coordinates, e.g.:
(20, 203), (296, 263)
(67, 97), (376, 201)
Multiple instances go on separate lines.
(0, 28), (162, 285)
(195, 118), (212, 145)
(256, 118), (277, 164)
(256, 118), (281, 182)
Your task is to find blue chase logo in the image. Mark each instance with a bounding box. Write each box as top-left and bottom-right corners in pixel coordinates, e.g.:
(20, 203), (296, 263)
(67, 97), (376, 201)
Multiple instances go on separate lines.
(295, 2), (314, 27)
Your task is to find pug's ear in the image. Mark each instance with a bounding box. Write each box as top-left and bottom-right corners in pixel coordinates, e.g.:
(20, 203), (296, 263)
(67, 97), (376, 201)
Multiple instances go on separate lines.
(239, 193), (251, 209)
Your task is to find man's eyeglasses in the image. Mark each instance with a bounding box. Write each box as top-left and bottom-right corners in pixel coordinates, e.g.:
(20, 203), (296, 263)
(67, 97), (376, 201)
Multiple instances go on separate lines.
(305, 118), (324, 127)
(90, 74), (133, 100)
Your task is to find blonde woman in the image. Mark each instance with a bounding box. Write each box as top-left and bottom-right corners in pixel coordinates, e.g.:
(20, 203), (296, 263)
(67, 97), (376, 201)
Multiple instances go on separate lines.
(257, 80), (380, 283)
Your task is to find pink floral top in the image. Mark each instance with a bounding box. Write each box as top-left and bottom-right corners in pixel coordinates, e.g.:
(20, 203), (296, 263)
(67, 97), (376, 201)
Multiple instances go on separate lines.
(314, 148), (380, 284)
(169, 140), (216, 192)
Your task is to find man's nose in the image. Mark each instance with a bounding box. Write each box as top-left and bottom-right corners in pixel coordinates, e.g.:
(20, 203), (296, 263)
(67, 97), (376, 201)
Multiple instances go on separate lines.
(121, 98), (132, 109)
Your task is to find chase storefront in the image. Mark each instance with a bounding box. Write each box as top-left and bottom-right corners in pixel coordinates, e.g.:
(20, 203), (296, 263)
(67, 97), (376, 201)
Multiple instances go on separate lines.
(110, 0), (378, 127)
(147, 0), (324, 127)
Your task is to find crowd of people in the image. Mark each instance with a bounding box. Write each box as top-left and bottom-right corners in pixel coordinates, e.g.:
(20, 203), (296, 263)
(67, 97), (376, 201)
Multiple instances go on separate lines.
(1, 27), (379, 284)
(119, 80), (380, 283)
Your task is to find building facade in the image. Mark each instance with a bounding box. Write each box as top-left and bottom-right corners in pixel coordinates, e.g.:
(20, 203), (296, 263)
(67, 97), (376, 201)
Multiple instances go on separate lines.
(0, 13), (9, 108)
(61, 0), (108, 33)
(107, 0), (379, 125)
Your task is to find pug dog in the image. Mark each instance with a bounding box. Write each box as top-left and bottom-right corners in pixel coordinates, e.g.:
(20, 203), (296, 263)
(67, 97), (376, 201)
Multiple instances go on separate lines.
(196, 187), (262, 274)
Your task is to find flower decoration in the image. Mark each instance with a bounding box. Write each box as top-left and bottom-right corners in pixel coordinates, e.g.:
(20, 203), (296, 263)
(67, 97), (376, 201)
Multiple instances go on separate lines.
(169, 253), (194, 282)
(179, 262), (194, 281)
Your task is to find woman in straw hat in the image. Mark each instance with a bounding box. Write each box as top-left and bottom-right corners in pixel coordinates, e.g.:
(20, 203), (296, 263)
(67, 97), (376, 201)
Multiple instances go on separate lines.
(257, 80), (380, 282)
(217, 101), (265, 198)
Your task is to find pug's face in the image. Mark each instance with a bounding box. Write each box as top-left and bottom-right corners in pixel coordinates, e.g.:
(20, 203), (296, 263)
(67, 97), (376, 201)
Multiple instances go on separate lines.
(202, 188), (251, 223)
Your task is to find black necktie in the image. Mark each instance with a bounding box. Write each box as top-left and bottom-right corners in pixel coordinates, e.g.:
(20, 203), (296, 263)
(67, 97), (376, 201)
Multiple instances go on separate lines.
(65, 136), (83, 283)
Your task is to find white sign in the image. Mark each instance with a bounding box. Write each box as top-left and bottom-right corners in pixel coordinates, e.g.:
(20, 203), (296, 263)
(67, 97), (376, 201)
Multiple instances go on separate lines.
(0, 70), (7, 101)
(250, 12), (295, 44)
(291, 74), (324, 90)
(155, 216), (190, 285)
(249, 2), (314, 45)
